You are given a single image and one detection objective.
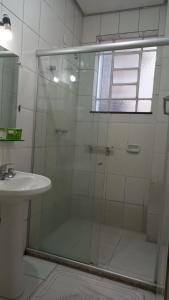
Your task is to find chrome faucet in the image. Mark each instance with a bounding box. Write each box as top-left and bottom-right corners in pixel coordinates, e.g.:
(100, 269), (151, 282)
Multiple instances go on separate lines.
(0, 163), (16, 180)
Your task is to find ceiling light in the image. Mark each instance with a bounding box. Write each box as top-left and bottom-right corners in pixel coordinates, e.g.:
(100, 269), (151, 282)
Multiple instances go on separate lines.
(70, 74), (76, 82)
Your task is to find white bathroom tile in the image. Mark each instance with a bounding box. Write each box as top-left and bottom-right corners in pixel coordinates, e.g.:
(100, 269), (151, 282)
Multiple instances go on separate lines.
(35, 112), (47, 147)
(82, 15), (101, 44)
(97, 122), (108, 146)
(1, 6), (22, 56)
(63, 25), (73, 46)
(139, 7), (160, 31)
(0, 275), (43, 300)
(78, 70), (95, 96)
(107, 123), (128, 149)
(55, 18), (64, 46)
(23, 256), (56, 280)
(159, 58), (169, 91)
(54, 0), (65, 21)
(17, 67), (36, 111)
(33, 148), (46, 175)
(153, 66), (161, 95)
(29, 213), (42, 249)
(147, 213), (159, 242)
(154, 122), (168, 154)
(101, 13), (119, 35)
(151, 153), (165, 183)
(76, 97), (93, 122)
(9, 148), (32, 172)
(22, 25), (39, 72)
(24, 0), (41, 34)
(104, 201), (124, 227)
(148, 183), (163, 214)
(75, 122), (97, 146)
(106, 150), (127, 175)
(40, 0), (57, 46)
(105, 174), (125, 202)
(126, 177), (149, 205)
(128, 123), (155, 151)
(2, 0), (24, 19)
(92, 173), (105, 199)
(119, 10), (139, 33)
(124, 204), (144, 231)
(16, 109), (34, 148)
(159, 5), (167, 35)
(38, 38), (50, 50)
(126, 151), (152, 178)
(74, 5), (82, 42)
(73, 146), (95, 172)
(64, 0), (74, 33)
(73, 170), (90, 196)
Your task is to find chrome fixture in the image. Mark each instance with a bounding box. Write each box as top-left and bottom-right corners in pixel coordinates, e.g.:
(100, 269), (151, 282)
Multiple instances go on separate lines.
(127, 144), (141, 154)
(0, 14), (12, 41)
(163, 96), (169, 115)
(87, 145), (114, 156)
(55, 129), (68, 135)
(0, 163), (16, 180)
(36, 37), (169, 57)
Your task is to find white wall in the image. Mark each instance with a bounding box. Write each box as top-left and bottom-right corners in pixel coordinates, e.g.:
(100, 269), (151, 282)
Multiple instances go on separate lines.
(82, 6), (166, 44)
(0, 0), (82, 251)
(71, 5), (168, 237)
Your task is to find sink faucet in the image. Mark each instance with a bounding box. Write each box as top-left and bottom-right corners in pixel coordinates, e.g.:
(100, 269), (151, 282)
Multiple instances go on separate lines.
(0, 163), (16, 180)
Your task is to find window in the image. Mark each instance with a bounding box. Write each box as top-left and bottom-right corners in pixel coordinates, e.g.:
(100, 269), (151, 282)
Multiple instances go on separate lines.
(93, 40), (157, 113)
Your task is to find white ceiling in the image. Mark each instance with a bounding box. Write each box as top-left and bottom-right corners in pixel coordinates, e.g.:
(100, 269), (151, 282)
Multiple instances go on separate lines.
(76, 0), (165, 15)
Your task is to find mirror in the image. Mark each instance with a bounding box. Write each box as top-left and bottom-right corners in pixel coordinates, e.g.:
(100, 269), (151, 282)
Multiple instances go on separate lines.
(0, 46), (19, 128)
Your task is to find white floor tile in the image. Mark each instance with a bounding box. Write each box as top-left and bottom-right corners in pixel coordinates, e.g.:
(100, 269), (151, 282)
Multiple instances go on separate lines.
(39, 219), (158, 283)
(0, 275), (42, 300)
(23, 256), (56, 280)
(31, 266), (146, 300)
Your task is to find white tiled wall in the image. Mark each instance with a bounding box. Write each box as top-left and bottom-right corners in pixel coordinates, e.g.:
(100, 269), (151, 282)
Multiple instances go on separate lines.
(0, 0), (82, 251)
(73, 5), (168, 237)
(82, 6), (163, 44)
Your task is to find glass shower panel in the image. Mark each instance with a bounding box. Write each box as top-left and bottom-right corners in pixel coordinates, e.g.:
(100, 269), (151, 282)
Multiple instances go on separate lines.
(29, 53), (101, 265)
(28, 45), (169, 298)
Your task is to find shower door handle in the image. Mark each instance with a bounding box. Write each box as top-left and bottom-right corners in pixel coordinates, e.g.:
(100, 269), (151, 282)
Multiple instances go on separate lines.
(163, 96), (169, 115)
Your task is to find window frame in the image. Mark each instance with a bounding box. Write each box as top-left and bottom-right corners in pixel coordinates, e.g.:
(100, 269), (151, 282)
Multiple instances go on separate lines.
(92, 43), (157, 114)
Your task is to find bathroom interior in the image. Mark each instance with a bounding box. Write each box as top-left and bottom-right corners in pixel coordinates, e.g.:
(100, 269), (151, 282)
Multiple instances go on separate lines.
(1, 0), (169, 299)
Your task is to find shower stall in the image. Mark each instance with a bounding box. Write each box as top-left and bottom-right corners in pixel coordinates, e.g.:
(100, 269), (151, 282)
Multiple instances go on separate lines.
(27, 37), (169, 298)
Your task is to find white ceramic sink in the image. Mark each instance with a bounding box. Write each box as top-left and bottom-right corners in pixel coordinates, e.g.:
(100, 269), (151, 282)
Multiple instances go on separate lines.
(0, 171), (51, 299)
(0, 171), (51, 199)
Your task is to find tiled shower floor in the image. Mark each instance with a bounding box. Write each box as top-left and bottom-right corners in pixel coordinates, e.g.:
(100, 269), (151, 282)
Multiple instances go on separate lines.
(40, 219), (158, 283)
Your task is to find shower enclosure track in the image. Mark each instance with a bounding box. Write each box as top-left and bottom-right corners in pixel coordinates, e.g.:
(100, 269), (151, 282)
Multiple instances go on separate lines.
(25, 248), (164, 295)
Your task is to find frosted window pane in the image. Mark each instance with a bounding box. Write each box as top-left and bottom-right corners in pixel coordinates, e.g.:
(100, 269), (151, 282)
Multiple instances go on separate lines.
(139, 51), (156, 99)
(100, 54), (112, 98)
(113, 70), (138, 84)
(109, 100), (136, 112)
(137, 100), (152, 112)
(114, 54), (139, 68)
(112, 85), (136, 98)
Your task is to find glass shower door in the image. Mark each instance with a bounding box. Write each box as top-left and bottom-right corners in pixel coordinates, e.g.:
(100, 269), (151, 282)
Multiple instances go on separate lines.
(28, 52), (101, 265)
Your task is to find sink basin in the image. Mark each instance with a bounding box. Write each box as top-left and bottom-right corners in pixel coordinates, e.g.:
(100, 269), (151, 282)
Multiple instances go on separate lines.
(0, 171), (51, 299)
(0, 171), (51, 199)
